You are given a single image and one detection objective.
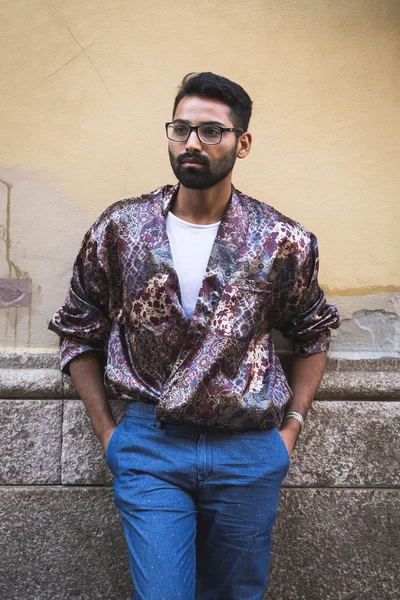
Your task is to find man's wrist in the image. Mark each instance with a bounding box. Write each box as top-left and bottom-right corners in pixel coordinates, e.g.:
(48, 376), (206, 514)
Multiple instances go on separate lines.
(97, 420), (117, 441)
(280, 416), (302, 436)
(282, 411), (304, 431)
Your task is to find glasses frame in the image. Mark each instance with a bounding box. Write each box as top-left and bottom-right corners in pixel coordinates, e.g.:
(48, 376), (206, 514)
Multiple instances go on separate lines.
(165, 121), (244, 145)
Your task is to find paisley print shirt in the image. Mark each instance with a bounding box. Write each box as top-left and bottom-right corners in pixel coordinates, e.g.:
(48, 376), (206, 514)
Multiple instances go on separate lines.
(48, 184), (341, 430)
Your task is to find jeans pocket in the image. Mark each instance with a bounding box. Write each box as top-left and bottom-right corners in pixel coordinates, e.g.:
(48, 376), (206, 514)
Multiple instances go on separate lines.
(105, 420), (124, 472)
(274, 427), (291, 470)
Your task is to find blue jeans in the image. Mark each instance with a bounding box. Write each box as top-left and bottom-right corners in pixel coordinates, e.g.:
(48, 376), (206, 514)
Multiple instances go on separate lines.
(106, 401), (290, 600)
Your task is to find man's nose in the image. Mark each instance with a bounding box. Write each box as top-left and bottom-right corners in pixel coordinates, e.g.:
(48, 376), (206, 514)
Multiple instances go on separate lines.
(185, 129), (202, 152)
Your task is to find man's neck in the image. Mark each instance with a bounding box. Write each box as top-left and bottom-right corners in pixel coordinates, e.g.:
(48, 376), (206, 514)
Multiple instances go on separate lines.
(170, 178), (232, 225)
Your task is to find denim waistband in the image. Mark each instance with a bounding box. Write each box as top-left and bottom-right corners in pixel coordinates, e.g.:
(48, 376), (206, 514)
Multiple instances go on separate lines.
(126, 401), (157, 420)
(124, 401), (267, 435)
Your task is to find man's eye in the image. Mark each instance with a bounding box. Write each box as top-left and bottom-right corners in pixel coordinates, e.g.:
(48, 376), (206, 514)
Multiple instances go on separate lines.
(173, 126), (188, 135)
(202, 127), (220, 136)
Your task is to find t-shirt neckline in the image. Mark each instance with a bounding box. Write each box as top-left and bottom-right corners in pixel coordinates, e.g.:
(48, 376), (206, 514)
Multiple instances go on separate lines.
(167, 210), (221, 229)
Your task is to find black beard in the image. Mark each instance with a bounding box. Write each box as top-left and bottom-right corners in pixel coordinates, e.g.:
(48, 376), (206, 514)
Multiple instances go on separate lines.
(168, 146), (238, 190)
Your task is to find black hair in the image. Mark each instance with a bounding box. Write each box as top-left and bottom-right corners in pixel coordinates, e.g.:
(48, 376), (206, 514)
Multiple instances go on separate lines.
(173, 72), (253, 132)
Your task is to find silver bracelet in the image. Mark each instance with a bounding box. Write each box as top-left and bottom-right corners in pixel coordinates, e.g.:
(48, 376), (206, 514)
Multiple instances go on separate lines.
(282, 411), (304, 432)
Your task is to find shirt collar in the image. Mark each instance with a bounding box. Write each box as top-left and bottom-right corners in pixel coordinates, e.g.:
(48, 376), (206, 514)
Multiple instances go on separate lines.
(160, 183), (249, 273)
(161, 183), (179, 217)
(161, 182), (245, 232)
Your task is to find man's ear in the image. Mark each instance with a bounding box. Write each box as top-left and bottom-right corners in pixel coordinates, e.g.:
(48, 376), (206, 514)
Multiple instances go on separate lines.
(237, 132), (252, 159)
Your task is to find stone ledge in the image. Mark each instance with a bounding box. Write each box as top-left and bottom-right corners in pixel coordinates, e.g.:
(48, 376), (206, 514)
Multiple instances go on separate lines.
(316, 370), (400, 398)
(0, 352), (60, 369)
(0, 368), (62, 398)
(334, 357), (400, 372)
(1, 351), (399, 372)
(3, 399), (399, 487)
(58, 400), (400, 487)
(61, 398), (125, 486)
(0, 367), (398, 399)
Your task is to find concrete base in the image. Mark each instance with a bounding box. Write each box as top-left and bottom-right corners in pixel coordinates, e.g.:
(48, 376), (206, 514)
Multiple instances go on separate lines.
(0, 487), (132, 600)
(1, 354), (399, 599)
(267, 489), (400, 600)
(1, 487), (398, 600)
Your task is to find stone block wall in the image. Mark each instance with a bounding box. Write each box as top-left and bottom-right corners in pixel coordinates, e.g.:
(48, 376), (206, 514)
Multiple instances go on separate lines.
(1, 354), (399, 600)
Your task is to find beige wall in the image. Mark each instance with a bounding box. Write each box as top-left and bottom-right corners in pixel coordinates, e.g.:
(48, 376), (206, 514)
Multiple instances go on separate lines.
(1, 0), (399, 352)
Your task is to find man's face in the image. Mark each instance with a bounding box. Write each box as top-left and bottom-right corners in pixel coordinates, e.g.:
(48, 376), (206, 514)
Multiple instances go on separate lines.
(168, 96), (240, 190)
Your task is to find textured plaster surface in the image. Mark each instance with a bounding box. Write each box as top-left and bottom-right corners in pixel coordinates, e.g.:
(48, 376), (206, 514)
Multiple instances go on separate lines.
(1, 167), (398, 356)
(328, 293), (400, 357)
(1, 1), (400, 354)
(0, 171), (92, 351)
(0, 278), (30, 307)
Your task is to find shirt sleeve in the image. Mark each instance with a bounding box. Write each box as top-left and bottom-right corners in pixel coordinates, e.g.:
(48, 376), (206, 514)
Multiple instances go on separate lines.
(48, 223), (112, 375)
(276, 232), (341, 357)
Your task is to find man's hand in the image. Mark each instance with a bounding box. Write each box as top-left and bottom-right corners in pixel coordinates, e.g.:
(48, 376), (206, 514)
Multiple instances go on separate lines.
(69, 351), (117, 455)
(278, 418), (301, 457)
(279, 351), (328, 457)
(100, 425), (118, 455)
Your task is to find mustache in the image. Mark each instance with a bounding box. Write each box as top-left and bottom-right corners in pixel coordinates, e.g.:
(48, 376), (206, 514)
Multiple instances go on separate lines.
(177, 152), (210, 167)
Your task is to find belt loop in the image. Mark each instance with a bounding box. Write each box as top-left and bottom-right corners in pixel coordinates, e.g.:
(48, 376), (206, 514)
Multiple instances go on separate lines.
(156, 420), (164, 430)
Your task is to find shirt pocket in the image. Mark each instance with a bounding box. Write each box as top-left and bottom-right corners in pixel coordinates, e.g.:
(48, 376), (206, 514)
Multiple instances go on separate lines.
(210, 280), (272, 341)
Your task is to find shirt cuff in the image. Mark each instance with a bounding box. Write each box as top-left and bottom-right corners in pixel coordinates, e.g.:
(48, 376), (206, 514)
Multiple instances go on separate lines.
(59, 337), (105, 375)
(292, 329), (331, 357)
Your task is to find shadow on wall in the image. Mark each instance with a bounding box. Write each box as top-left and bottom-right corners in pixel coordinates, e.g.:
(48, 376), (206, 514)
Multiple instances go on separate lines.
(0, 168), (92, 350)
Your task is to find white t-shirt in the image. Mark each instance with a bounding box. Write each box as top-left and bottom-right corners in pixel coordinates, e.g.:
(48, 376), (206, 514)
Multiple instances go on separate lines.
(166, 211), (221, 319)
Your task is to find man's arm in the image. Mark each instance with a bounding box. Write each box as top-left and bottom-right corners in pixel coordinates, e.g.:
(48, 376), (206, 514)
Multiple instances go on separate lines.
(278, 351), (327, 455)
(69, 351), (117, 453)
(275, 232), (340, 455)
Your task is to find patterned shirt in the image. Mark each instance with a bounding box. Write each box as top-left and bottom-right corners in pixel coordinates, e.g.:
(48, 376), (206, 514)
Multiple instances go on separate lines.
(48, 184), (341, 430)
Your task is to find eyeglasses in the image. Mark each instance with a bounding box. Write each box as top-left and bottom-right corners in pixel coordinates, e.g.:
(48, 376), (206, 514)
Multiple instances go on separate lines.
(165, 122), (244, 145)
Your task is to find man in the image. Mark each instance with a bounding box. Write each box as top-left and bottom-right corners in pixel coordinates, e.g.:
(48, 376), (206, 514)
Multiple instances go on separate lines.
(49, 72), (340, 600)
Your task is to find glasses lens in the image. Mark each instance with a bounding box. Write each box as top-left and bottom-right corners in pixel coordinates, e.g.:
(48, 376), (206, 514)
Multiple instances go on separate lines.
(168, 123), (190, 141)
(198, 126), (222, 144)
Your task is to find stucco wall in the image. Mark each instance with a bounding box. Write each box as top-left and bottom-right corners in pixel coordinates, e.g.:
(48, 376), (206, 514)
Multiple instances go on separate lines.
(1, 0), (399, 351)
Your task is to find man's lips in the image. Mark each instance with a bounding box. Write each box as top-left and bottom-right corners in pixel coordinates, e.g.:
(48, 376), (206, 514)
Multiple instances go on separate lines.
(181, 159), (204, 165)
(179, 155), (207, 166)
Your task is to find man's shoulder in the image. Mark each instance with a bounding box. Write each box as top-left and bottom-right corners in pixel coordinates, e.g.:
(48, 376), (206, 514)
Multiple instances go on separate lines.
(237, 188), (312, 241)
(88, 185), (171, 234)
(98, 185), (168, 221)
